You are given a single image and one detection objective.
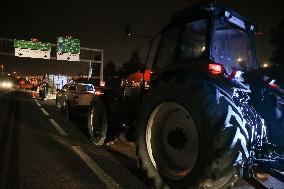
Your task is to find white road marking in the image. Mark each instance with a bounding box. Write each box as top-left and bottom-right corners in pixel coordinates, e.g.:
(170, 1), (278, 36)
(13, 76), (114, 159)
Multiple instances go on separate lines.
(0, 91), (11, 96)
(72, 146), (122, 189)
(34, 99), (41, 107)
(40, 107), (49, 116)
(49, 119), (67, 136)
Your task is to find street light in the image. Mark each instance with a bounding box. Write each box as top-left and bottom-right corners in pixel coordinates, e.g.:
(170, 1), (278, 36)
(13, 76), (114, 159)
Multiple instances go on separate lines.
(263, 63), (269, 68)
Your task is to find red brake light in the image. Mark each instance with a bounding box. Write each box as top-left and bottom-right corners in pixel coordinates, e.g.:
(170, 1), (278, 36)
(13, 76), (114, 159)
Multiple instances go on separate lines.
(270, 83), (279, 88)
(95, 89), (104, 96)
(209, 63), (223, 75)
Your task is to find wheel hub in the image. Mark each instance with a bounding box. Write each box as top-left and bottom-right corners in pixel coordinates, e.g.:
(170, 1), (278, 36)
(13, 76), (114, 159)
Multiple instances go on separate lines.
(146, 102), (199, 180)
(167, 126), (188, 151)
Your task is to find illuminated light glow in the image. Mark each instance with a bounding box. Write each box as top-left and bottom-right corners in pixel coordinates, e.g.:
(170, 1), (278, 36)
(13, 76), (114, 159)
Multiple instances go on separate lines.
(0, 81), (13, 89)
(209, 63), (223, 75)
(95, 91), (104, 96)
(100, 81), (105, 87)
(224, 11), (246, 29)
(31, 38), (39, 42)
(269, 79), (276, 85)
(202, 46), (205, 51)
(263, 63), (269, 68)
(235, 71), (242, 78)
(270, 83), (279, 88)
(237, 58), (242, 62)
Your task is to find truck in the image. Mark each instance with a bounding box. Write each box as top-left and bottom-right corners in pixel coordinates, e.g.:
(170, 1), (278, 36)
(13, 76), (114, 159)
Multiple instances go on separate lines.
(88, 2), (284, 189)
(56, 83), (95, 119)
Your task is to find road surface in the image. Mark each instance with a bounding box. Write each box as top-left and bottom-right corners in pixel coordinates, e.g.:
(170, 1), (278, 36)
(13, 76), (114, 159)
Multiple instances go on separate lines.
(0, 90), (147, 189)
(0, 90), (283, 189)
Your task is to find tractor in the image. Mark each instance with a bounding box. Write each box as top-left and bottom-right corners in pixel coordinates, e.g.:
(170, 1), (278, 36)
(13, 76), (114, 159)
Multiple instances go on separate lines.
(88, 2), (284, 188)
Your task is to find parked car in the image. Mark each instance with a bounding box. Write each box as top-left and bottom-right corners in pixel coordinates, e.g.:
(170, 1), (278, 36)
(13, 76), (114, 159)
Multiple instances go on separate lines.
(56, 83), (95, 118)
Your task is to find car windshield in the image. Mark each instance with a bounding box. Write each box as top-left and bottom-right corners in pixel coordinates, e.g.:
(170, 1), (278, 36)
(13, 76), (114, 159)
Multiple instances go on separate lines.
(78, 84), (94, 91)
(211, 16), (257, 74)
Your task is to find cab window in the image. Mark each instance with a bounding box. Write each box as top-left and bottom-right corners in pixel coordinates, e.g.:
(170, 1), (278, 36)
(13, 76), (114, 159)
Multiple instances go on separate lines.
(179, 19), (207, 60)
(153, 26), (180, 70)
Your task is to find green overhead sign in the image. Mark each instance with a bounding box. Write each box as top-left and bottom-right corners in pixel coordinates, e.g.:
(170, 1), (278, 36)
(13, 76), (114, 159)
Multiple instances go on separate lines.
(13, 37), (80, 61)
(56, 37), (80, 54)
(14, 39), (51, 51)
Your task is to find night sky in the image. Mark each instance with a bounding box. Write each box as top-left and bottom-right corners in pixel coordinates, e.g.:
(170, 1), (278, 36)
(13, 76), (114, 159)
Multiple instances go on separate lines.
(0, 0), (283, 75)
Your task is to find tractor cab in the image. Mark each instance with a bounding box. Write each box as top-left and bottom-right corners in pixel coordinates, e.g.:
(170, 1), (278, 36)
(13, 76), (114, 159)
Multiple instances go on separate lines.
(152, 4), (258, 78)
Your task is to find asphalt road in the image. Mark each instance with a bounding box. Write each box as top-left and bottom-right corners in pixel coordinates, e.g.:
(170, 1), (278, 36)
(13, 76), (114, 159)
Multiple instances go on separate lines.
(1, 90), (284, 189)
(0, 90), (147, 189)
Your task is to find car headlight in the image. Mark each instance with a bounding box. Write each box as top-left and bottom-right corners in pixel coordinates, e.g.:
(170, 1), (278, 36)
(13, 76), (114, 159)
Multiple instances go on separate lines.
(0, 82), (13, 88)
(6, 82), (12, 88)
(0, 82), (5, 88)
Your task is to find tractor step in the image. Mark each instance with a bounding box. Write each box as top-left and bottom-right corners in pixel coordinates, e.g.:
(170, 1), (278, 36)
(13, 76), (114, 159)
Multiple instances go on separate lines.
(258, 166), (284, 183)
(244, 159), (284, 188)
(245, 176), (269, 189)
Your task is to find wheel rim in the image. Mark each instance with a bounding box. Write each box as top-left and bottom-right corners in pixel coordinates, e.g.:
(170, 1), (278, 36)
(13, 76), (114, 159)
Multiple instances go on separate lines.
(146, 102), (199, 180)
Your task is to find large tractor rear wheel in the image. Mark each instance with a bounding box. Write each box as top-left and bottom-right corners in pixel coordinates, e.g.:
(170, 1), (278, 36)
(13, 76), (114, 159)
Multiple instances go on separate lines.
(136, 79), (249, 189)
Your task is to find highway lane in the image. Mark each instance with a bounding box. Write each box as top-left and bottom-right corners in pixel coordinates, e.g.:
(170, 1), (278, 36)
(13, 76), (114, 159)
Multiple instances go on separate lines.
(39, 96), (284, 189)
(0, 91), (148, 189)
(2, 90), (284, 189)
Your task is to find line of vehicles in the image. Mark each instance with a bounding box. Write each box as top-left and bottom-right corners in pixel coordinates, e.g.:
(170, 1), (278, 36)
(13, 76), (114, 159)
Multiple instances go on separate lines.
(53, 2), (284, 189)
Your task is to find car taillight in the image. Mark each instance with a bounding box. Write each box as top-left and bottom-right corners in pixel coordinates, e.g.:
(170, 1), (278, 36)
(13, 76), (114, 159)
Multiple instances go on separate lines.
(95, 91), (104, 96)
(209, 63), (224, 75)
(95, 89), (104, 96)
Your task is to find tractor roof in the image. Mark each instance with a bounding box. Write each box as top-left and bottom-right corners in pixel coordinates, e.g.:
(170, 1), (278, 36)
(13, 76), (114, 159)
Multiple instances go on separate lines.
(169, 2), (256, 31)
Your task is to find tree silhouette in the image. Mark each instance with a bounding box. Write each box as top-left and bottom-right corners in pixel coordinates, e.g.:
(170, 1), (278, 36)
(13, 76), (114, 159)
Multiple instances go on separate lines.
(104, 60), (117, 79)
(271, 19), (284, 68)
(122, 48), (143, 75)
(91, 63), (100, 77)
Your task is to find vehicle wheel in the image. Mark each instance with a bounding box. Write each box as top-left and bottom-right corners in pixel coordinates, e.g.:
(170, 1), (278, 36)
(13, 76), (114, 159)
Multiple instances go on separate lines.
(56, 98), (61, 109)
(136, 79), (249, 189)
(88, 101), (108, 146)
(63, 101), (72, 120)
